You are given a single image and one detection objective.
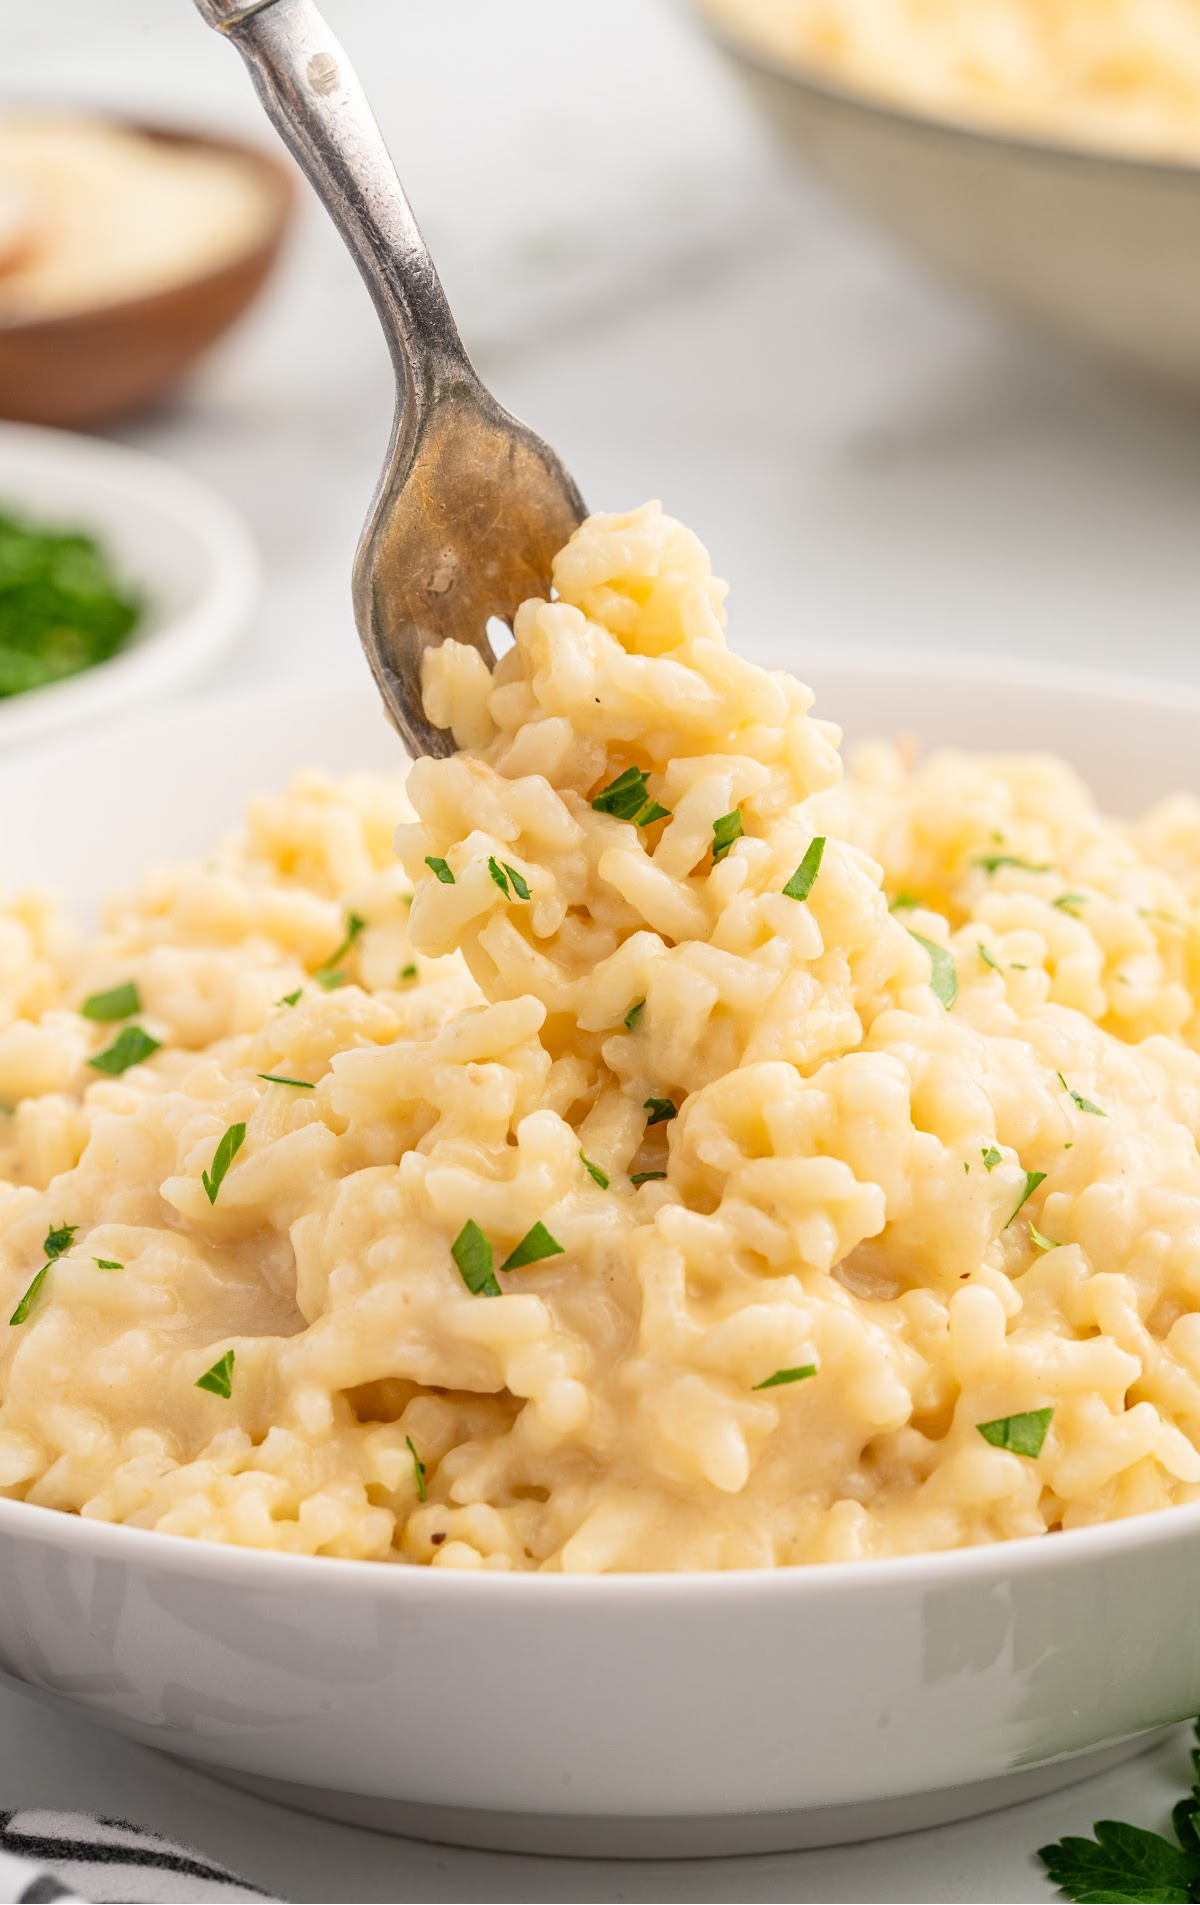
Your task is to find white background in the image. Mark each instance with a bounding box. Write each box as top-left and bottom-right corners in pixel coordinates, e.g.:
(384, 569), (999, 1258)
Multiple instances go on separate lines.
(5, 0), (1200, 1897)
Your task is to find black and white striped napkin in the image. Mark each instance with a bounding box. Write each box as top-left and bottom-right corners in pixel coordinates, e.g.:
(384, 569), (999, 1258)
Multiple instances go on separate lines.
(0, 1813), (272, 1904)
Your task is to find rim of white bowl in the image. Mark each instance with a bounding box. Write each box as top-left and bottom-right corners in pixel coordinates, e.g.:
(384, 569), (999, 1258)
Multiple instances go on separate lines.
(5, 649), (1200, 1595)
(708, 16), (1200, 182)
(0, 422), (260, 750)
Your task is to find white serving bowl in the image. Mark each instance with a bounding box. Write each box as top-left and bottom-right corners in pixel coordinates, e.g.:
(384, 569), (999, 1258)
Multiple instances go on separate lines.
(0, 422), (260, 751)
(693, 6), (1200, 390)
(2, 661), (1200, 1857)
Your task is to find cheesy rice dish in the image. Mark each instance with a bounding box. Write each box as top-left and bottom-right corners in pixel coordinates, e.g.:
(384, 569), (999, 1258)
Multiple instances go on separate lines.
(4, 502), (1200, 1571)
(704, 0), (1200, 160)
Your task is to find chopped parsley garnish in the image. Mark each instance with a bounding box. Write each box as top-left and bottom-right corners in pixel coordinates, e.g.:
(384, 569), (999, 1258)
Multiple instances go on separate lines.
(644, 1097), (677, 1126)
(1057, 1071), (1106, 1116)
(451, 1219), (501, 1297)
(580, 1153), (609, 1189)
(981, 1146), (1002, 1171)
(504, 862), (530, 901)
(1009, 1168), (1046, 1223)
(425, 856), (455, 884)
(87, 1025), (161, 1076)
(0, 510), (140, 699)
(406, 1434), (427, 1502)
(1039, 1715), (1200, 1903)
(978, 943), (1002, 972)
(81, 981), (139, 1022)
(624, 999), (645, 1032)
(753, 1364), (817, 1390)
(711, 809), (743, 864)
(488, 857), (510, 896)
(9, 1265), (48, 1325)
(93, 1258), (123, 1271)
(631, 1171), (667, 1185)
(322, 911), (366, 972)
(976, 1407), (1053, 1457)
(888, 891), (919, 912)
(487, 858), (531, 901)
(908, 931), (958, 1009)
(195, 1349), (235, 1398)
(975, 854), (1051, 875)
(1140, 906), (1187, 929)
(1029, 1223), (1059, 1252)
(277, 990), (303, 1007)
(782, 837), (825, 902)
(501, 1222), (565, 1272)
(202, 1122), (246, 1206)
(44, 1223), (77, 1260)
(591, 766), (670, 826)
(399, 963), (418, 981)
(257, 1073), (315, 1089)
(1054, 892), (1087, 913)
(316, 969), (348, 990)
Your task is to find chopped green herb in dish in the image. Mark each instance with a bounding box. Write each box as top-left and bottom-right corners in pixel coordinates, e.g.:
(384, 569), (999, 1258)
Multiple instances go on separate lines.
(1009, 1169), (1046, 1223)
(753, 1365), (817, 1391)
(0, 510), (140, 699)
(9, 1265), (49, 1326)
(580, 1153), (609, 1188)
(981, 1146), (1002, 1171)
(452, 1220), (501, 1297)
(202, 1122), (246, 1206)
(975, 854), (1051, 875)
(80, 982), (139, 1022)
(195, 1349), (235, 1398)
(425, 857), (455, 884)
(93, 1258), (123, 1272)
(87, 1025), (161, 1076)
(783, 837), (825, 902)
(257, 1073), (315, 1089)
(501, 1222), (564, 1272)
(624, 999), (645, 1032)
(1058, 1072), (1106, 1116)
(908, 930), (958, 1009)
(406, 1435), (427, 1502)
(630, 1171), (667, 1186)
(976, 1407), (1053, 1458)
(591, 766), (670, 827)
(711, 809), (743, 863)
(644, 1097), (677, 1126)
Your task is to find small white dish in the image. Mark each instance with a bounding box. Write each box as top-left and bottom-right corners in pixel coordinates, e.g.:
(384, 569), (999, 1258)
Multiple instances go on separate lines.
(1, 662), (1199, 1856)
(0, 422), (260, 752)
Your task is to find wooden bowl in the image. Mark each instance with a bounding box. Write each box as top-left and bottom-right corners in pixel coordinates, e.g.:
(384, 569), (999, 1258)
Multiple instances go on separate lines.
(0, 123), (295, 430)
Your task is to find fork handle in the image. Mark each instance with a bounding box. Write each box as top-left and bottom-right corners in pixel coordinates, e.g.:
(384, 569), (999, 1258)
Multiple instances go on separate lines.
(191, 0), (469, 402)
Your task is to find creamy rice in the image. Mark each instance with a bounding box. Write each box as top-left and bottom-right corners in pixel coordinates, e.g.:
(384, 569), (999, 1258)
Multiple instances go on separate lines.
(703, 0), (1200, 161)
(5, 502), (1200, 1570)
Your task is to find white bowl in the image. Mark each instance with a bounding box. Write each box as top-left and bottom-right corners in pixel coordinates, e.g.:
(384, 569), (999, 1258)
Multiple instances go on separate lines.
(694, 8), (1200, 390)
(0, 422), (260, 751)
(2, 661), (1200, 1858)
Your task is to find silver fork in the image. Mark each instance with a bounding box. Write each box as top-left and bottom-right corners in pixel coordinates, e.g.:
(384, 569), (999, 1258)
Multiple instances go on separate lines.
(192, 0), (586, 759)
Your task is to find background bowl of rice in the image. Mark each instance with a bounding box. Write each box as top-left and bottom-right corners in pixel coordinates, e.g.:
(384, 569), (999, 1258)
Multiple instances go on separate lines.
(692, 0), (1200, 390)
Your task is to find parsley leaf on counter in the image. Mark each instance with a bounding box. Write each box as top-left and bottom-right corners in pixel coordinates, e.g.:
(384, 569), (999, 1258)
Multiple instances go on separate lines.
(425, 856), (455, 884)
(501, 1222), (565, 1272)
(406, 1435), (427, 1502)
(753, 1365), (817, 1391)
(580, 1153), (609, 1189)
(782, 837), (825, 902)
(195, 1349), (235, 1399)
(712, 809), (743, 864)
(908, 931), (958, 1009)
(1058, 1072), (1106, 1116)
(644, 1097), (677, 1126)
(977, 1407), (1053, 1458)
(81, 982), (140, 1022)
(202, 1122), (246, 1206)
(1040, 1717), (1200, 1902)
(88, 1025), (161, 1076)
(452, 1220), (501, 1298)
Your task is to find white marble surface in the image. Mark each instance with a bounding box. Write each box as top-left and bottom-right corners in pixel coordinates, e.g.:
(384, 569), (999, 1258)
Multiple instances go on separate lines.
(7, 1), (1200, 1899)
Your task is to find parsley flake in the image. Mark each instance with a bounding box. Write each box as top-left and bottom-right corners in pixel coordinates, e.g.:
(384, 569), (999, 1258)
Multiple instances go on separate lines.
(782, 837), (825, 902)
(277, 990), (303, 1007)
(93, 1258), (123, 1271)
(976, 854), (1051, 875)
(195, 1349), (235, 1398)
(257, 1073), (315, 1089)
(631, 1171), (667, 1186)
(501, 1222), (565, 1272)
(425, 856), (455, 884)
(88, 1025), (161, 1076)
(81, 981), (139, 1022)
(488, 856), (511, 896)
(202, 1122), (246, 1206)
(43, 1223), (76, 1260)
(1029, 1222), (1060, 1252)
(406, 1434), (427, 1502)
(908, 931), (958, 1009)
(591, 766), (658, 822)
(635, 800), (671, 826)
(981, 1146), (1002, 1171)
(977, 1407), (1053, 1457)
(9, 1265), (48, 1325)
(978, 943), (1002, 972)
(316, 969), (348, 990)
(503, 862), (530, 901)
(1057, 1072), (1106, 1116)
(644, 1097), (677, 1126)
(321, 912), (366, 973)
(399, 963), (418, 981)
(712, 809), (743, 864)
(1054, 892), (1087, 913)
(581, 1153), (609, 1189)
(1009, 1169), (1046, 1223)
(889, 891), (919, 912)
(624, 999), (645, 1032)
(753, 1364), (817, 1391)
(452, 1219), (501, 1297)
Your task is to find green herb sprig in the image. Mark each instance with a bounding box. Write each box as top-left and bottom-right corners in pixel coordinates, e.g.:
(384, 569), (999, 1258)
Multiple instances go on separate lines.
(88, 1025), (161, 1077)
(202, 1123), (246, 1206)
(782, 837), (825, 902)
(1039, 1716), (1200, 1902)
